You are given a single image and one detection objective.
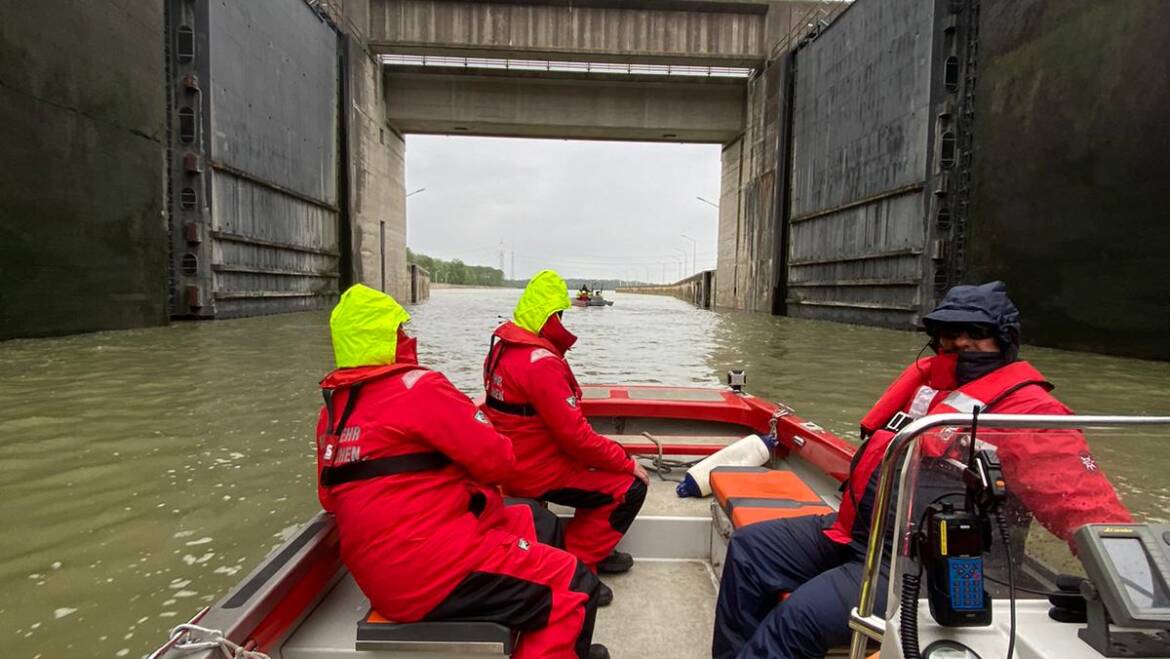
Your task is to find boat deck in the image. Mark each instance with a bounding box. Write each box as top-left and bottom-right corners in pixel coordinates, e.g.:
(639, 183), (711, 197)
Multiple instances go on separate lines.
(595, 560), (718, 659)
(282, 557), (719, 659)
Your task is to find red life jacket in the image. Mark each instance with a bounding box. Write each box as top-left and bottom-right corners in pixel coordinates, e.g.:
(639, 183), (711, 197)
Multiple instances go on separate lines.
(483, 321), (583, 411)
(316, 362), (447, 501)
(481, 320), (632, 479)
(825, 356), (1051, 547)
(314, 359), (532, 621)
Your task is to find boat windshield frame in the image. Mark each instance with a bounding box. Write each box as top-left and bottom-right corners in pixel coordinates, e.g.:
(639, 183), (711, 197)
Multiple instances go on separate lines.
(847, 412), (1170, 659)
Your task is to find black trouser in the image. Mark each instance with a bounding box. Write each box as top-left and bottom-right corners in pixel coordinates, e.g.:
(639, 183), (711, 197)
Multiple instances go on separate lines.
(713, 514), (889, 659)
(424, 499), (600, 658)
(505, 497), (566, 549)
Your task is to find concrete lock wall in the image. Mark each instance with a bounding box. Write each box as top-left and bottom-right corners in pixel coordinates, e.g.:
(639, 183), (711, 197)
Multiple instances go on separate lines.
(715, 139), (745, 308)
(170, 0), (343, 319)
(712, 0), (966, 326)
(713, 52), (788, 314)
(620, 271), (714, 309)
(783, 0), (944, 329)
(0, 0), (169, 339)
(349, 37), (411, 302)
(967, 0), (1170, 361)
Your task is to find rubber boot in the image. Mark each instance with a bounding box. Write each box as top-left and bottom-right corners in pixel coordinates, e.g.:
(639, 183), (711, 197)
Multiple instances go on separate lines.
(589, 644), (611, 659)
(597, 550), (634, 574)
(597, 581), (613, 607)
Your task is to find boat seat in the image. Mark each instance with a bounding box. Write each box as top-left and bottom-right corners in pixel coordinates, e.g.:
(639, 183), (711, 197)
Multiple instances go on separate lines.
(357, 609), (518, 654)
(709, 466), (830, 529)
(730, 502), (836, 528)
(710, 466), (822, 508)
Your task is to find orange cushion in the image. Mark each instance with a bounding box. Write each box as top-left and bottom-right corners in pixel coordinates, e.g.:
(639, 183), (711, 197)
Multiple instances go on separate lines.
(710, 470), (822, 508)
(731, 504), (834, 529)
(365, 610), (391, 624)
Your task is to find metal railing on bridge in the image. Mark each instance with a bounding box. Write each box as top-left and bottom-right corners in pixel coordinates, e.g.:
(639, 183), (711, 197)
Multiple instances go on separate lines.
(380, 54), (754, 79)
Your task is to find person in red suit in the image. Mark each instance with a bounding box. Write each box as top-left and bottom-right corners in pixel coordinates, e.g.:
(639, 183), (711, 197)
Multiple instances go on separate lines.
(316, 284), (609, 659)
(713, 281), (1132, 659)
(483, 270), (649, 606)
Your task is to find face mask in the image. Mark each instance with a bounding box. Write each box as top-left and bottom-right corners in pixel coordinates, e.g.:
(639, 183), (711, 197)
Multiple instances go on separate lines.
(395, 327), (418, 364)
(955, 350), (1007, 386)
(540, 313), (578, 354)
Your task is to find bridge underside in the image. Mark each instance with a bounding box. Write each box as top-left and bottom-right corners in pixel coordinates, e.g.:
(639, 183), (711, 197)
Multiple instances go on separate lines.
(383, 67), (746, 142)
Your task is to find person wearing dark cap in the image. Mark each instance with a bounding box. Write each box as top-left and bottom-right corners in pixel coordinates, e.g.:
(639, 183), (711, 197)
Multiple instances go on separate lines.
(712, 281), (1132, 659)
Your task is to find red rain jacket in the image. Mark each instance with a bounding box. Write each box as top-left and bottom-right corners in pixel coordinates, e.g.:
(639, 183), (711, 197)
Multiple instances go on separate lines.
(315, 362), (528, 621)
(482, 321), (634, 487)
(826, 355), (1131, 549)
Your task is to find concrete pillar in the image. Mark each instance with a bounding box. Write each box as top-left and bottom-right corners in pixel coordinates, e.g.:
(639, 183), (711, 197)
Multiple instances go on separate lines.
(715, 139), (745, 310)
(346, 38), (409, 302)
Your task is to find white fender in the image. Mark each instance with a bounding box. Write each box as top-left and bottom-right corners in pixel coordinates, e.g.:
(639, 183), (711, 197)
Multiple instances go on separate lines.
(676, 434), (774, 497)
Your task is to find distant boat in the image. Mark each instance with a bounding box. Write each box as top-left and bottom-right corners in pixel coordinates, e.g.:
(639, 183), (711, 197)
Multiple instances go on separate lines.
(573, 293), (614, 307)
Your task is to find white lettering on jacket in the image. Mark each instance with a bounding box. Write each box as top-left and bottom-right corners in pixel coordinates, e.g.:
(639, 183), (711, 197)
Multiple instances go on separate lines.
(334, 445), (361, 465)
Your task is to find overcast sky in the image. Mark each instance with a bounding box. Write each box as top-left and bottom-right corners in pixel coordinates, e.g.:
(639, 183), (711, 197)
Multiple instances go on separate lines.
(404, 136), (722, 283)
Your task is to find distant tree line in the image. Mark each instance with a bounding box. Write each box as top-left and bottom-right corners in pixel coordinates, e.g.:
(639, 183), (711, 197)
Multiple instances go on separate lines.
(408, 249), (506, 286)
(407, 250), (649, 288)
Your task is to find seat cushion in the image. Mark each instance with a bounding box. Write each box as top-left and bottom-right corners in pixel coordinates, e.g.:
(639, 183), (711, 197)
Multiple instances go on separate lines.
(730, 504), (835, 529)
(709, 467), (822, 510)
(357, 609), (517, 654)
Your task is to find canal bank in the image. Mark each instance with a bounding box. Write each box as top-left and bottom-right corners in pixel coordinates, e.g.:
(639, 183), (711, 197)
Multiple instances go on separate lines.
(1, 288), (1168, 657)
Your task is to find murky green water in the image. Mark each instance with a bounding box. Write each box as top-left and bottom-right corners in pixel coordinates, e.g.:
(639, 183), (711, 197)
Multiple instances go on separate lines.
(1, 288), (1167, 657)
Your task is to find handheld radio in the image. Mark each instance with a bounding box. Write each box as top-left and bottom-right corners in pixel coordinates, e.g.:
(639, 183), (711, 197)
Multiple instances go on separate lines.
(920, 502), (992, 626)
(917, 426), (1006, 627)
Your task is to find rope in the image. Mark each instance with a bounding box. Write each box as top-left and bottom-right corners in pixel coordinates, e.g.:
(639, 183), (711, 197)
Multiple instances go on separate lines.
(636, 432), (703, 482)
(164, 623), (272, 659)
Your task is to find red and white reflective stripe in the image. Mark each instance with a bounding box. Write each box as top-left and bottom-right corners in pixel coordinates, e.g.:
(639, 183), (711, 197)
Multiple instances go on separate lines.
(908, 385), (939, 418)
(940, 390), (987, 414)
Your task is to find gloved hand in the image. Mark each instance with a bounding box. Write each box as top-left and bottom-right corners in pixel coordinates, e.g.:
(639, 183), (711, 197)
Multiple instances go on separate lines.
(1048, 574), (1088, 623)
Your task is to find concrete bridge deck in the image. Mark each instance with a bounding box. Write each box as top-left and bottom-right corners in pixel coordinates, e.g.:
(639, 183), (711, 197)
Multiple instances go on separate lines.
(383, 64), (746, 142)
(368, 0), (816, 67)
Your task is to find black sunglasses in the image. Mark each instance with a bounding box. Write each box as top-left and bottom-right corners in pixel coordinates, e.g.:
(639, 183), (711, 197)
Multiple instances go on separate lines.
(935, 324), (996, 341)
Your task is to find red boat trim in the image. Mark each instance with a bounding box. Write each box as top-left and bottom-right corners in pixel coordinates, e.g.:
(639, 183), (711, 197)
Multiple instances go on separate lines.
(579, 385), (857, 483)
(250, 541), (343, 650)
(225, 520), (330, 608)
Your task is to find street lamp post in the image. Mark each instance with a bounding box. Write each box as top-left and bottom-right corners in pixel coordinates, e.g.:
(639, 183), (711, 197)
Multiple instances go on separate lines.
(680, 233), (696, 276)
(695, 195), (719, 210)
(672, 248), (687, 281)
(406, 187), (426, 198)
